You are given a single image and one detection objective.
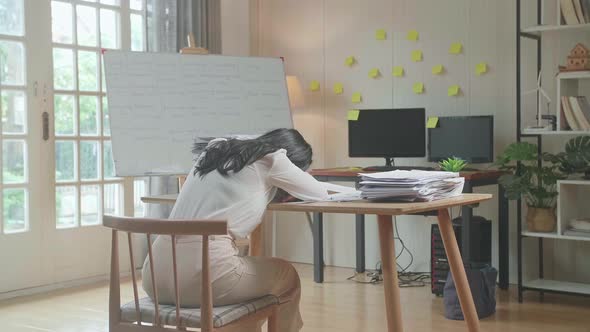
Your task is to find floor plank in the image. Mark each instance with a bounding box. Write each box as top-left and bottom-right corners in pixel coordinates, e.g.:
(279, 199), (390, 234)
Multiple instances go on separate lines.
(0, 264), (589, 331)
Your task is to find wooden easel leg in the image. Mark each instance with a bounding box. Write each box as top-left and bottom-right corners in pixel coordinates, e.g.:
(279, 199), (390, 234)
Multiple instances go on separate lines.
(437, 208), (480, 332)
(377, 215), (403, 332)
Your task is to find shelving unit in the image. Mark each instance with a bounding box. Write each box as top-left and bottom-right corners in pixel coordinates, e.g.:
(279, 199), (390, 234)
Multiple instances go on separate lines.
(516, 0), (590, 302)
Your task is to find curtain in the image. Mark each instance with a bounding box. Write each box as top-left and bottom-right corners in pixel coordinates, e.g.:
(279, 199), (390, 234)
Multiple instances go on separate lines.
(143, 0), (221, 220)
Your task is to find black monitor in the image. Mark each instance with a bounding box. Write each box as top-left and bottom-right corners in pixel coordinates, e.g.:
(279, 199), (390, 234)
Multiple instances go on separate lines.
(428, 115), (494, 163)
(348, 108), (426, 165)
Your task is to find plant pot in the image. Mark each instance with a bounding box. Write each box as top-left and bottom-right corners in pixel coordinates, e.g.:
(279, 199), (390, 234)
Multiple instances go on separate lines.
(526, 207), (556, 232)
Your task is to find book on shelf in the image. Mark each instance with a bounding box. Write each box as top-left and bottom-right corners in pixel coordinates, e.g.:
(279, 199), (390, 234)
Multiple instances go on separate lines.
(561, 96), (581, 130)
(583, 0), (590, 22)
(561, 0), (581, 24)
(569, 96), (590, 130)
(573, 0), (586, 23)
(561, 96), (590, 131)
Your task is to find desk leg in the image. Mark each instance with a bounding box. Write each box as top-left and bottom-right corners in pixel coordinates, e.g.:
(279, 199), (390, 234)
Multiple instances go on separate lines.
(438, 209), (480, 332)
(498, 186), (509, 290)
(313, 212), (324, 283)
(355, 214), (365, 273)
(461, 180), (474, 263)
(377, 215), (403, 332)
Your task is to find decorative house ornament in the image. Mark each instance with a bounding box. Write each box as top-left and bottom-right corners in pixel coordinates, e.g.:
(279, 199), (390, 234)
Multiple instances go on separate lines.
(561, 43), (590, 71)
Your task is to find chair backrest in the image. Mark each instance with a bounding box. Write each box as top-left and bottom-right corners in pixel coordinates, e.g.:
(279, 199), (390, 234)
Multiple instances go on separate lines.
(103, 215), (228, 332)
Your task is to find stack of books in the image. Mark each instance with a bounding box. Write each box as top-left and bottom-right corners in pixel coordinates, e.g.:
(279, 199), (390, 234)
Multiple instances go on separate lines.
(564, 218), (590, 238)
(561, 0), (590, 25)
(560, 96), (590, 131)
(358, 170), (465, 202)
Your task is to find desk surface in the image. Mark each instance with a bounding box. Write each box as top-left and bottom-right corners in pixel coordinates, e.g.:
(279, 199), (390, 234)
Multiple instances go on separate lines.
(267, 194), (491, 215)
(310, 168), (505, 181)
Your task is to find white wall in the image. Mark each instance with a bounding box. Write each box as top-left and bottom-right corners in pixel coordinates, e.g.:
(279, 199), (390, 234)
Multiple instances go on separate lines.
(222, 0), (590, 284)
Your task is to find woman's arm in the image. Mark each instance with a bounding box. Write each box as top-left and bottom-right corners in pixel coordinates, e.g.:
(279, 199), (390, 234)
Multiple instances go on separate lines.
(268, 151), (329, 201)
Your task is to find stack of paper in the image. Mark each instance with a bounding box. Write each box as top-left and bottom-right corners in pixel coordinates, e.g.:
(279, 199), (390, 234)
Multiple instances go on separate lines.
(358, 170), (465, 202)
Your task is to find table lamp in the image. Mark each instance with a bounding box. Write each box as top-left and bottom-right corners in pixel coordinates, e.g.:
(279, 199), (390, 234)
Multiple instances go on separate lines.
(286, 75), (305, 110)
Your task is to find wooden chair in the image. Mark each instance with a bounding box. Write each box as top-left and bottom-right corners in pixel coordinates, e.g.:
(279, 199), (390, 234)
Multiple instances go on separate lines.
(104, 215), (280, 332)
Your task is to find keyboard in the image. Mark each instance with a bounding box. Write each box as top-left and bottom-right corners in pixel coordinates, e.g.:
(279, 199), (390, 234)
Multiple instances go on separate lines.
(362, 165), (435, 172)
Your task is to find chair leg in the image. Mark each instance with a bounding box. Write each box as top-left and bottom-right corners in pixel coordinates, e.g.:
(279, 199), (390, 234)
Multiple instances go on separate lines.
(267, 311), (278, 332)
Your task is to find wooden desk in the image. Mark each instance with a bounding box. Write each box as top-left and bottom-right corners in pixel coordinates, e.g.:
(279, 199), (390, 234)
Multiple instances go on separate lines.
(310, 168), (510, 290)
(269, 194), (492, 332)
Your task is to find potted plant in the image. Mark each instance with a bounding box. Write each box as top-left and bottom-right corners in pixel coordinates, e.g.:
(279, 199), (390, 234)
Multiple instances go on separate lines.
(546, 136), (590, 180)
(439, 157), (468, 172)
(496, 142), (564, 232)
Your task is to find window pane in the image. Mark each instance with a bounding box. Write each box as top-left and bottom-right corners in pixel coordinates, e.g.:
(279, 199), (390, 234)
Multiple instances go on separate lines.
(51, 1), (73, 44)
(0, 40), (25, 85)
(1, 90), (26, 134)
(133, 178), (146, 217)
(130, 14), (144, 51)
(55, 140), (76, 182)
(100, 9), (119, 49)
(104, 183), (122, 216)
(81, 185), (100, 225)
(54, 94), (76, 136)
(79, 95), (99, 135)
(80, 140), (99, 180)
(102, 96), (110, 135)
(3, 188), (27, 233)
(76, 5), (97, 47)
(78, 51), (98, 91)
(101, 59), (106, 92)
(2, 140), (26, 184)
(53, 48), (75, 90)
(130, 0), (142, 11)
(0, 0), (24, 36)
(56, 186), (77, 228)
(103, 140), (116, 179)
(101, 0), (120, 5)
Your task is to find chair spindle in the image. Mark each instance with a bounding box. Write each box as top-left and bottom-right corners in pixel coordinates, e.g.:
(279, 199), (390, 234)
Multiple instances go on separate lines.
(200, 236), (214, 332)
(127, 232), (141, 325)
(171, 234), (182, 328)
(147, 233), (161, 327)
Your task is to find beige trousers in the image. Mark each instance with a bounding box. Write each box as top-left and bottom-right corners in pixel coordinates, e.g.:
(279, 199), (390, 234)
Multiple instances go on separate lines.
(212, 256), (303, 332)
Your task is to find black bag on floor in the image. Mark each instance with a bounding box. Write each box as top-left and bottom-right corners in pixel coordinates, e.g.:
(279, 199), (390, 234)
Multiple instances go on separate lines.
(443, 265), (497, 320)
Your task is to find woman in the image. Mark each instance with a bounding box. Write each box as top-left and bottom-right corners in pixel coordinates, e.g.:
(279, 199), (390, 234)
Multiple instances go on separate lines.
(142, 128), (330, 332)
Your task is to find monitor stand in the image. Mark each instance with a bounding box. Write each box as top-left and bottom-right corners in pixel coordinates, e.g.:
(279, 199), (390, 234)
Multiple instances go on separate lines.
(362, 157), (434, 172)
(385, 157), (394, 167)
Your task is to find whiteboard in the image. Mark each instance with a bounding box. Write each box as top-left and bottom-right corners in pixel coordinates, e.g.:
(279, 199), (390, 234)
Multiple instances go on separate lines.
(103, 51), (293, 176)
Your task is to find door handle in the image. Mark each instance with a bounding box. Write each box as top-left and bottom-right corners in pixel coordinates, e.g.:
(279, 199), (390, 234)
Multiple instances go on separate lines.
(42, 112), (49, 141)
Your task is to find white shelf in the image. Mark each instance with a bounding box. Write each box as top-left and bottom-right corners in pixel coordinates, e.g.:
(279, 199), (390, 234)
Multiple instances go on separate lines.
(521, 23), (590, 34)
(524, 279), (590, 295)
(521, 129), (590, 135)
(557, 71), (590, 80)
(522, 230), (590, 241)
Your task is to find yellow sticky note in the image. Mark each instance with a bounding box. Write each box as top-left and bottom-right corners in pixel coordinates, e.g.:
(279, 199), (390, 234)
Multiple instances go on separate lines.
(345, 56), (356, 67)
(333, 82), (343, 95)
(407, 30), (419, 41)
(476, 62), (488, 75)
(426, 117), (439, 128)
(411, 50), (423, 62)
(348, 110), (360, 121)
(449, 42), (463, 54)
(375, 29), (387, 40)
(392, 66), (404, 77)
(351, 92), (362, 103)
(309, 80), (320, 91)
(448, 85), (460, 96)
(413, 82), (424, 94)
(432, 64), (444, 75)
(368, 68), (380, 79)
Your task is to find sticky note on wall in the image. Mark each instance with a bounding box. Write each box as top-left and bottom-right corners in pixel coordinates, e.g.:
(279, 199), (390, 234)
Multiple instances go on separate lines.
(449, 42), (463, 54)
(426, 117), (439, 128)
(368, 68), (380, 78)
(407, 30), (419, 41)
(413, 82), (424, 94)
(476, 62), (488, 75)
(375, 29), (387, 40)
(392, 66), (404, 77)
(345, 56), (356, 67)
(348, 110), (360, 121)
(448, 85), (460, 96)
(351, 92), (362, 103)
(333, 82), (343, 95)
(310, 80), (320, 91)
(432, 64), (444, 75)
(412, 50), (423, 62)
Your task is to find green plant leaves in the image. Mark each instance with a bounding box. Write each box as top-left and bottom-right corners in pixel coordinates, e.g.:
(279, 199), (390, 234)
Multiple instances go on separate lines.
(439, 157), (467, 172)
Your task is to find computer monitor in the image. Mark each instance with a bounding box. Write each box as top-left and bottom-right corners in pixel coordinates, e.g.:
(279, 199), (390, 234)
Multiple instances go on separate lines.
(348, 108), (426, 165)
(428, 115), (494, 163)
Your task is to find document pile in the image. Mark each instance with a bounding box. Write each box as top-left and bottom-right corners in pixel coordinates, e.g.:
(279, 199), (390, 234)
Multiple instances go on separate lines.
(358, 170), (465, 202)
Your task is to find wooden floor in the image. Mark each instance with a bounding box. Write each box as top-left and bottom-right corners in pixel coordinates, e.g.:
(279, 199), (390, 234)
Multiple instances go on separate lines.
(0, 263), (589, 332)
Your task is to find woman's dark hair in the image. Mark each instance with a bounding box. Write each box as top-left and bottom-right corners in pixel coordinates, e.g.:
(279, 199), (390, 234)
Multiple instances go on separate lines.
(193, 128), (313, 177)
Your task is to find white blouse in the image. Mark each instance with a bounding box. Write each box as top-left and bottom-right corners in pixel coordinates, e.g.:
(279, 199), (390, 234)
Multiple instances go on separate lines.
(143, 147), (329, 295)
